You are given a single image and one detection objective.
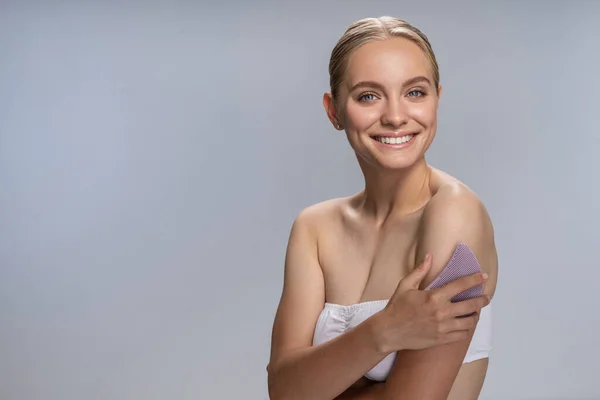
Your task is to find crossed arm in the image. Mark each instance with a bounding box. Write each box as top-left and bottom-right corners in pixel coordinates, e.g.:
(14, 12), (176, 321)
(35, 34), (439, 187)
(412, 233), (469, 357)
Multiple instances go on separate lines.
(267, 188), (498, 400)
(336, 188), (497, 399)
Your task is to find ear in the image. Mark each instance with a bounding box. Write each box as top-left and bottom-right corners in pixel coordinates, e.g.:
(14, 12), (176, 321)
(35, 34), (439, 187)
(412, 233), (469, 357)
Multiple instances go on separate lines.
(435, 84), (443, 110)
(322, 92), (343, 130)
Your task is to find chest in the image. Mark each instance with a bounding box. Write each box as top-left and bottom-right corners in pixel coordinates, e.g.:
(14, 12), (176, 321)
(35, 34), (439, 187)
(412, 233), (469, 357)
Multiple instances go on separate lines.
(318, 214), (423, 305)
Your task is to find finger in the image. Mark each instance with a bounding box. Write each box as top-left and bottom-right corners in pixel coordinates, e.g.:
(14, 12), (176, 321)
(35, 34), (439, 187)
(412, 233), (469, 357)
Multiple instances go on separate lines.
(435, 272), (487, 302)
(448, 295), (490, 318)
(397, 253), (433, 291)
(441, 313), (479, 333)
(439, 330), (471, 345)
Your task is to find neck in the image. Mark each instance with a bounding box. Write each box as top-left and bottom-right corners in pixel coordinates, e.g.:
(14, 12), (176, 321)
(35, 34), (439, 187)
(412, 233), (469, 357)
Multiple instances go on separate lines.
(358, 158), (432, 223)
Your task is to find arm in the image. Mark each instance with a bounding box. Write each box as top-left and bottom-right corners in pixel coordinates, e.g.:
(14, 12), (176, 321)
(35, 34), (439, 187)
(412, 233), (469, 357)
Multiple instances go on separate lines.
(335, 383), (386, 400)
(267, 206), (390, 400)
(380, 186), (498, 400)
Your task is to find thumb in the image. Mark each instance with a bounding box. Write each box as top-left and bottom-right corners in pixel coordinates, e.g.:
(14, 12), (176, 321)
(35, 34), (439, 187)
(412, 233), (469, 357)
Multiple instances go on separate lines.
(397, 253), (432, 292)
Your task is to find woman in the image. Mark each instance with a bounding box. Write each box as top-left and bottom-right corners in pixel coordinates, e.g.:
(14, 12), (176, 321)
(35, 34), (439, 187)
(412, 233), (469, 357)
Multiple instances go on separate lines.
(267, 16), (498, 400)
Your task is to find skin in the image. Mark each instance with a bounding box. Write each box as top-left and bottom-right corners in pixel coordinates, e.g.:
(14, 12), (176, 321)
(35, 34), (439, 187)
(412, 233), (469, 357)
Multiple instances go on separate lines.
(268, 37), (498, 400)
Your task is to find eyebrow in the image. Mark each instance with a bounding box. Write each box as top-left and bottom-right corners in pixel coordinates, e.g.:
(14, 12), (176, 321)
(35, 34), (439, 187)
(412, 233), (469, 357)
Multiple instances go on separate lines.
(350, 76), (432, 92)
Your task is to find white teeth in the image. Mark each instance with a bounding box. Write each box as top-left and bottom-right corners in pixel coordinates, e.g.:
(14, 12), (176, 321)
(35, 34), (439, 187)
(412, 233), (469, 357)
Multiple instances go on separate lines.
(376, 134), (414, 144)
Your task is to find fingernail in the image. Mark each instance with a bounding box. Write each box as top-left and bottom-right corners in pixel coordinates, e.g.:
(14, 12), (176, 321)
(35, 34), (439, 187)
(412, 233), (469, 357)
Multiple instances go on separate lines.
(482, 273), (489, 280)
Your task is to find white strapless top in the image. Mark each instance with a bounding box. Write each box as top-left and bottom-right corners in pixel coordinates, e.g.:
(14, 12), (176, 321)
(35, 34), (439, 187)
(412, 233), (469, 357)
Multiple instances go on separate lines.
(312, 300), (492, 381)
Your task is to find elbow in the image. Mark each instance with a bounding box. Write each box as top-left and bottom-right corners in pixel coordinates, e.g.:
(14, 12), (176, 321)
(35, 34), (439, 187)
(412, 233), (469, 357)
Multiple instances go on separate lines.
(268, 388), (287, 400)
(267, 381), (291, 400)
(266, 363), (289, 400)
(267, 377), (282, 400)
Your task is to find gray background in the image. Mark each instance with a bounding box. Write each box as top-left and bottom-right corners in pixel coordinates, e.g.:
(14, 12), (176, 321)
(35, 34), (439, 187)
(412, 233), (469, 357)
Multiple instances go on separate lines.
(1, 1), (599, 399)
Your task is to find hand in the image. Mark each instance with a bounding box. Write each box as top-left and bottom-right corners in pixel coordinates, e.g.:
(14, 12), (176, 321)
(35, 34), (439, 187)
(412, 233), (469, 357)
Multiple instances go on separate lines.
(374, 253), (490, 353)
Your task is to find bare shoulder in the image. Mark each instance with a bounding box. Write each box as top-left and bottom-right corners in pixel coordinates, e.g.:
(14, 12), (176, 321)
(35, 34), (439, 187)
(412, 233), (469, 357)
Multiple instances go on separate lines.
(417, 171), (498, 296)
(424, 178), (493, 235)
(292, 195), (356, 236)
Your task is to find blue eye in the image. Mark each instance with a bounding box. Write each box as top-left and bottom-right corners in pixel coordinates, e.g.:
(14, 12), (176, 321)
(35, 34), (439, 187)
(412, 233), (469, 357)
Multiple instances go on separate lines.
(359, 93), (377, 102)
(408, 90), (425, 97)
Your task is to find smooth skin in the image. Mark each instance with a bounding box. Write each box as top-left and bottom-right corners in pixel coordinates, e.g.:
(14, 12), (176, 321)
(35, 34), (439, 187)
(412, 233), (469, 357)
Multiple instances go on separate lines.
(267, 37), (498, 400)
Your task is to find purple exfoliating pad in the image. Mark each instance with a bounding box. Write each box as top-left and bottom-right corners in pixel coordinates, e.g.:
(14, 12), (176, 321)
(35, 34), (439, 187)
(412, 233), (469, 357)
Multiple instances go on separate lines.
(424, 242), (484, 303)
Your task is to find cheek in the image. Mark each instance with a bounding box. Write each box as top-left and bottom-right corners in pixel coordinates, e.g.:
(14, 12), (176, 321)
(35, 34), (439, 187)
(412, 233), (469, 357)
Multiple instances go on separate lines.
(345, 103), (380, 127)
(408, 103), (437, 126)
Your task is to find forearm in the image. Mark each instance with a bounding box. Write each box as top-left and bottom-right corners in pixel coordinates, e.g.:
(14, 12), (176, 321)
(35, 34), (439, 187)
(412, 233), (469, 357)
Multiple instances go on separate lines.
(335, 383), (386, 400)
(268, 314), (389, 400)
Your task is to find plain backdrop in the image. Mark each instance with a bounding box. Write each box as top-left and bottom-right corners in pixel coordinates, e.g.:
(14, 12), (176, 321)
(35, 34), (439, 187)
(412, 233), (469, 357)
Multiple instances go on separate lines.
(1, 1), (599, 399)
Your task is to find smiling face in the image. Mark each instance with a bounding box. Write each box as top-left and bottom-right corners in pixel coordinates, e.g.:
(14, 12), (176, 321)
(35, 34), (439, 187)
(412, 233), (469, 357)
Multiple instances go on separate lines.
(325, 37), (442, 171)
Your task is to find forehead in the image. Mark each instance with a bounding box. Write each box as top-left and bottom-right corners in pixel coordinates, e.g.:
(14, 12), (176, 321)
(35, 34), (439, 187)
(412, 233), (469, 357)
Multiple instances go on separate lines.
(344, 37), (432, 87)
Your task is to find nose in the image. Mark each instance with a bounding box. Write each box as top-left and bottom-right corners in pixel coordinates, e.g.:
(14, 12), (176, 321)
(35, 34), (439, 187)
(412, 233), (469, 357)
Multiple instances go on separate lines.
(380, 97), (408, 128)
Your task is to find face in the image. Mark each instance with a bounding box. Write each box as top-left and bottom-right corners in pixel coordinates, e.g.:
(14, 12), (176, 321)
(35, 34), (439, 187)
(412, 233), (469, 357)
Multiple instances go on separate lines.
(324, 37), (441, 171)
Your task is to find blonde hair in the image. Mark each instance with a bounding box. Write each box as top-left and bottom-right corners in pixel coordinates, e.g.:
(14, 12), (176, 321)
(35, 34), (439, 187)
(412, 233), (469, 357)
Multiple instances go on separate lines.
(329, 16), (440, 99)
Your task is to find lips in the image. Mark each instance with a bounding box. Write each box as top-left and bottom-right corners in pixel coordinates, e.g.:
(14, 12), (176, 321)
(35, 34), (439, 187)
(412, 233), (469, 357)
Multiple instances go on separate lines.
(369, 132), (419, 139)
(370, 132), (419, 146)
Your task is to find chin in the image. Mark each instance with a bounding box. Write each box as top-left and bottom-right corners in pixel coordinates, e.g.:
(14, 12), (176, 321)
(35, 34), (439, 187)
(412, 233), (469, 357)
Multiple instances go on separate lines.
(378, 159), (421, 171)
(372, 148), (425, 171)
(358, 153), (420, 172)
